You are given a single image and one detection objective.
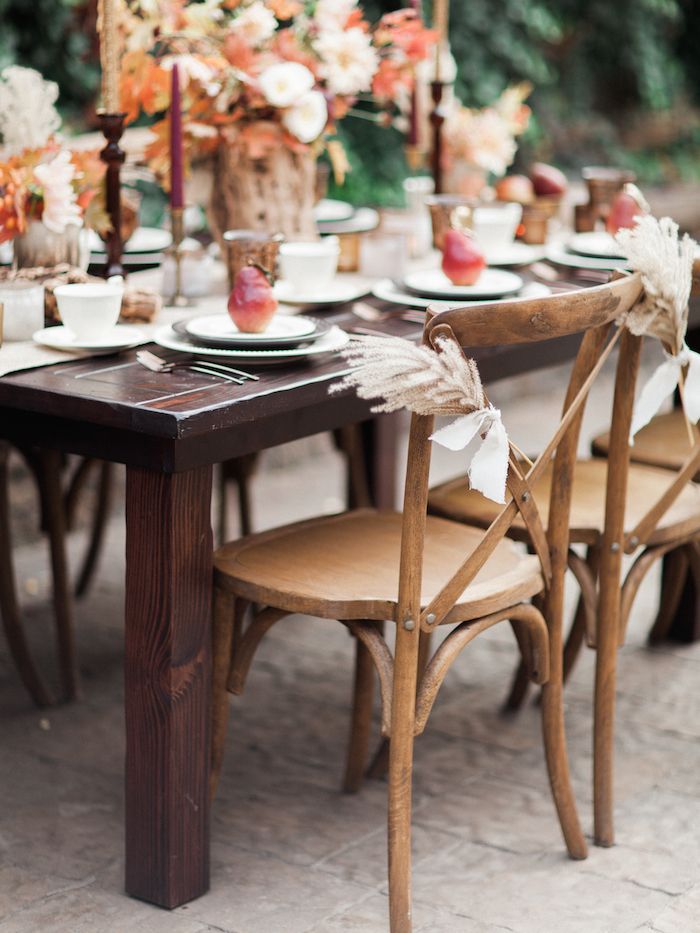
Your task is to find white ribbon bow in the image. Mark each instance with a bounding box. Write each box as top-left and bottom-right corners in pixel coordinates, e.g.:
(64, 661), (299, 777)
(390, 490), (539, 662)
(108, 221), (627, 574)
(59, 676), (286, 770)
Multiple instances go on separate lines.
(430, 406), (509, 504)
(630, 343), (700, 441)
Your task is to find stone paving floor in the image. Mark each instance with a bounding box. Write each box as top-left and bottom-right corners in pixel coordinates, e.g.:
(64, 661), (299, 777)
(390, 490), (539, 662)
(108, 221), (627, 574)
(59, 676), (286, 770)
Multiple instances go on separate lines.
(2, 348), (700, 933)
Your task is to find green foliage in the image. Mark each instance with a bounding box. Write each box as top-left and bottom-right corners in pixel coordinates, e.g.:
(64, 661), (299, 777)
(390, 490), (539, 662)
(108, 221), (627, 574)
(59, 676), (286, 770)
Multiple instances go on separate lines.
(0, 0), (99, 124)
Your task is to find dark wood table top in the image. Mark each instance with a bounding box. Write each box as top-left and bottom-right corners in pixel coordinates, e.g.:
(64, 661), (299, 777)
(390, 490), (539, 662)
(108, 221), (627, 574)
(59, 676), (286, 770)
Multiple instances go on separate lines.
(2, 277), (694, 472)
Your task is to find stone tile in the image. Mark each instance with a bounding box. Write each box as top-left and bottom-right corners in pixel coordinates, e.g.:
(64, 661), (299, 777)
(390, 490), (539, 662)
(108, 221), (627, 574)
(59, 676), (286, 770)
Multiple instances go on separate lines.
(182, 842), (375, 933)
(0, 867), (78, 923)
(643, 884), (700, 933)
(315, 819), (460, 888)
(412, 843), (673, 933)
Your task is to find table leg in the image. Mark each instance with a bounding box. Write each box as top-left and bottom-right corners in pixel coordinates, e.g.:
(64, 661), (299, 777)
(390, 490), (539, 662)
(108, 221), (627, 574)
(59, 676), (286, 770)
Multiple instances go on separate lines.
(124, 465), (213, 908)
(362, 413), (401, 510)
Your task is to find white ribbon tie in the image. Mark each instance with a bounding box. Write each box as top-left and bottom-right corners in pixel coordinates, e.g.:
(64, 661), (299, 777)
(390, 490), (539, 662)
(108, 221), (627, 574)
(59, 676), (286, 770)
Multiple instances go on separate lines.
(430, 406), (509, 503)
(630, 344), (700, 441)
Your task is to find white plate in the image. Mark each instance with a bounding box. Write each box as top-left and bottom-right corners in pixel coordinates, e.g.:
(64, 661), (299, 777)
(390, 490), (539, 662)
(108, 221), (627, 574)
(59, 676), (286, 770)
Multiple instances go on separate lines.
(186, 313), (317, 344)
(273, 279), (370, 307)
(403, 267), (523, 300)
(372, 278), (551, 309)
(545, 243), (630, 272)
(33, 324), (147, 353)
(87, 227), (173, 255)
(317, 207), (380, 235)
(568, 231), (625, 259)
(483, 242), (545, 267)
(153, 323), (349, 366)
(314, 199), (354, 223)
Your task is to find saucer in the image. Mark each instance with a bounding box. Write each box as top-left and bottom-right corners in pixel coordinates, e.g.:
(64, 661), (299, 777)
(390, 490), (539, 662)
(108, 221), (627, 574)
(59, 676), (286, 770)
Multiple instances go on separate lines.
(402, 268), (523, 300)
(33, 324), (147, 353)
(483, 242), (545, 267)
(545, 243), (630, 272)
(87, 226), (173, 255)
(273, 279), (370, 307)
(568, 231), (626, 260)
(313, 199), (354, 223)
(316, 207), (380, 235)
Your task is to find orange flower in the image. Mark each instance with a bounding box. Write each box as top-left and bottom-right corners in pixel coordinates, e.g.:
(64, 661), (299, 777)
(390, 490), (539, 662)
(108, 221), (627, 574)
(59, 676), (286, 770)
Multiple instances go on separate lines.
(266, 0), (303, 19)
(223, 33), (257, 71)
(375, 10), (437, 61)
(371, 60), (411, 100)
(120, 50), (172, 124)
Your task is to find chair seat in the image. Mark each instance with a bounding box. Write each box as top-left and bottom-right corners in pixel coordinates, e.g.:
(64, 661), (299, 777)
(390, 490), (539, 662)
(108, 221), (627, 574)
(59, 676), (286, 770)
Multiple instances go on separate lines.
(214, 509), (543, 624)
(592, 409), (699, 475)
(429, 459), (700, 547)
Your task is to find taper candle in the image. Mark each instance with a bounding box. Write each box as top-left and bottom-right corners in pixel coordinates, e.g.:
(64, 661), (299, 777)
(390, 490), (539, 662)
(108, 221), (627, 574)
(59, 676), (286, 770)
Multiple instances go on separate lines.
(407, 0), (422, 147)
(169, 63), (185, 210)
(97, 0), (120, 113)
(433, 0), (449, 81)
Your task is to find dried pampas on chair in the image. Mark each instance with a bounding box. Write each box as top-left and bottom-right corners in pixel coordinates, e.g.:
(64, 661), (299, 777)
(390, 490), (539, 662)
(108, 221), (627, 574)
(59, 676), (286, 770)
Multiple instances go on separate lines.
(616, 215), (700, 440)
(331, 332), (511, 503)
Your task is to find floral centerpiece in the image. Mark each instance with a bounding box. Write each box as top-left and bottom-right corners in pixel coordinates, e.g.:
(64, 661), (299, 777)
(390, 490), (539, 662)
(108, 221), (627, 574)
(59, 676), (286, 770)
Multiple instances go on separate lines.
(442, 83), (532, 197)
(119, 0), (435, 238)
(0, 67), (107, 268)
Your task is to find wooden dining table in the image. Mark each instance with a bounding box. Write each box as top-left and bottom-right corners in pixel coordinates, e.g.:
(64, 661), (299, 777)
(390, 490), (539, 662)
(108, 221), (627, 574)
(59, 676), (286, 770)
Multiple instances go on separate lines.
(0, 280), (696, 909)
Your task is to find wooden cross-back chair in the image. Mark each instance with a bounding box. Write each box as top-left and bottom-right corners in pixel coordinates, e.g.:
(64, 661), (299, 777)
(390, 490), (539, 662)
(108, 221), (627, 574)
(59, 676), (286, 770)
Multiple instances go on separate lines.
(209, 274), (644, 933)
(429, 273), (700, 848)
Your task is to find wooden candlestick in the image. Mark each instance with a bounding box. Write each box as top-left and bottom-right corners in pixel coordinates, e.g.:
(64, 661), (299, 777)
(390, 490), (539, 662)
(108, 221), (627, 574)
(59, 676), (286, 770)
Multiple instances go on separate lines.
(98, 111), (126, 279)
(430, 81), (446, 195)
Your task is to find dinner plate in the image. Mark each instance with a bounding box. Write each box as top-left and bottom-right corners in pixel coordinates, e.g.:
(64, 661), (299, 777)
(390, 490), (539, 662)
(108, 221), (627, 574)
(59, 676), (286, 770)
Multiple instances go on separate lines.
(316, 207), (380, 235)
(87, 227), (173, 255)
(33, 324), (147, 353)
(153, 323), (349, 366)
(568, 231), (626, 260)
(313, 198), (355, 223)
(185, 313), (319, 349)
(545, 243), (630, 272)
(483, 242), (546, 267)
(273, 279), (370, 307)
(372, 278), (551, 309)
(402, 268), (524, 300)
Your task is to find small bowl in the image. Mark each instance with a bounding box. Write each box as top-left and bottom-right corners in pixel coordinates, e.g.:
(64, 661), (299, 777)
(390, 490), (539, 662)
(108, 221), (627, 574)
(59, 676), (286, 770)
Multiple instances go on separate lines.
(472, 202), (523, 253)
(279, 237), (340, 293)
(54, 283), (124, 342)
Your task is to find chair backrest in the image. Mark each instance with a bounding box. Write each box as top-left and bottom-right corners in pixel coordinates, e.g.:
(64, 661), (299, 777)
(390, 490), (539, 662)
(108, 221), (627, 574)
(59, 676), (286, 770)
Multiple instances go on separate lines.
(396, 272), (644, 635)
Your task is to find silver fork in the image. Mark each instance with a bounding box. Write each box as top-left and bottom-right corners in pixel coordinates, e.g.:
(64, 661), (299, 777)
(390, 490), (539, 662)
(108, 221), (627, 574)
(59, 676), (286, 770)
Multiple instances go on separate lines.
(136, 349), (259, 383)
(351, 301), (426, 325)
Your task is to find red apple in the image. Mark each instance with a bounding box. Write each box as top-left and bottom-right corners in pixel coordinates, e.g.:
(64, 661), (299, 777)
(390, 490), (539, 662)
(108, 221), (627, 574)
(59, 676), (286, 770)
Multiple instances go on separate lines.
(529, 162), (568, 197)
(442, 228), (486, 286)
(606, 183), (649, 235)
(495, 174), (535, 205)
(228, 264), (278, 333)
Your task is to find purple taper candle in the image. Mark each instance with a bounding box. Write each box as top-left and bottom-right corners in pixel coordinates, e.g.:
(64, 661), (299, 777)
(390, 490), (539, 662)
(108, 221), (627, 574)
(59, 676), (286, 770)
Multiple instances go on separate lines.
(407, 0), (422, 147)
(169, 63), (184, 209)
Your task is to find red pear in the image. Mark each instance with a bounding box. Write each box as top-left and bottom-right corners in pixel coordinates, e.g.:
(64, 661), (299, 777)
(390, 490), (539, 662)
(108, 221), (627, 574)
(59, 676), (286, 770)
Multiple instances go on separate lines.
(529, 162), (568, 197)
(606, 184), (649, 235)
(228, 264), (278, 333)
(442, 228), (486, 286)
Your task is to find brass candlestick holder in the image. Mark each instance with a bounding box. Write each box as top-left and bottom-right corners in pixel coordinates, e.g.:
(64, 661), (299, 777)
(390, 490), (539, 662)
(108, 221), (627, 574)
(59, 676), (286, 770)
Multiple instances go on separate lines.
(98, 111), (126, 279)
(167, 206), (190, 307)
(405, 144), (425, 172)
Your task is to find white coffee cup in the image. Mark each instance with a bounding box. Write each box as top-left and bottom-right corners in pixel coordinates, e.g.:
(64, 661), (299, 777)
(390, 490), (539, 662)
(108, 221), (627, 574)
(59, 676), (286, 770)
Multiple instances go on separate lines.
(279, 236), (340, 294)
(472, 203), (523, 254)
(54, 282), (124, 342)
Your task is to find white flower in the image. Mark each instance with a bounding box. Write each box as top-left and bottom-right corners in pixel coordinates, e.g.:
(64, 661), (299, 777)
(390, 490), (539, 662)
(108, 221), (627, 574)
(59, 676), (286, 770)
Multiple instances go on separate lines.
(445, 107), (517, 177)
(229, 2), (278, 47)
(315, 28), (378, 96)
(259, 62), (315, 108)
(33, 150), (82, 234)
(0, 66), (61, 156)
(160, 55), (216, 87)
(314, 0), (357, 32)
(283, 90), (328, 143)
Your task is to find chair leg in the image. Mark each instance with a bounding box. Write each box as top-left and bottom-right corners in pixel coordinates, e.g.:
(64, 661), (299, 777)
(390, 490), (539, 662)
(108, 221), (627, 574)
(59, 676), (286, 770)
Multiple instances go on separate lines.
(387, 623), (421, 933)
(593, 620), (618, 847)
(39, 449), (79, 702)
(648, 546), (690, 644)
(210, 589), (246, 800)
(0, 444), (54, 707)
(343, 622), (381, 793)
(75, 461), (114, 597)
